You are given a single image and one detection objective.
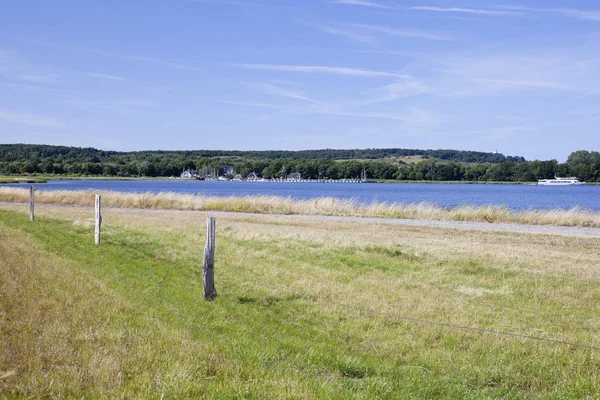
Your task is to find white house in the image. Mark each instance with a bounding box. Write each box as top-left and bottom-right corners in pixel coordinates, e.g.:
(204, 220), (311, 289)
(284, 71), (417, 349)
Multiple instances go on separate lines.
(287, 172), (302, 181)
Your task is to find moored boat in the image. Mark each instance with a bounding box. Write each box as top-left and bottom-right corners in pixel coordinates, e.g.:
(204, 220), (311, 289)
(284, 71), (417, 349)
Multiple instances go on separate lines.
(537, 177), (585, 185)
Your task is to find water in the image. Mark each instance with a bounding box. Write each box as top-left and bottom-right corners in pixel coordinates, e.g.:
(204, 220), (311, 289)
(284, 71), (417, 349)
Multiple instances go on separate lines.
(4, 180), (600, 211)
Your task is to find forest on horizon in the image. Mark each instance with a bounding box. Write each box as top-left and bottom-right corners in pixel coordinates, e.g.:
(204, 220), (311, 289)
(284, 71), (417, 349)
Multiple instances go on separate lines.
(0, 144), (599, 183)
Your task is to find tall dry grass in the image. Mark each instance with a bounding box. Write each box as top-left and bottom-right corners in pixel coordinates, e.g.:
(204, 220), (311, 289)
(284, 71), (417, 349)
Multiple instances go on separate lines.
(1, 187), (599, 227)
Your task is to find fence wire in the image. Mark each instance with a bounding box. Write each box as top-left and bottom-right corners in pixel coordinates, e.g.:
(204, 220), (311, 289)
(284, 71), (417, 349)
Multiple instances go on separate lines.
(224, 261), (600, 352)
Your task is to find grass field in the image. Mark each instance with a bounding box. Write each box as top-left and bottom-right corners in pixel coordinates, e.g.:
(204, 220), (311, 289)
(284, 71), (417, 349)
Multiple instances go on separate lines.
(0, 202), (599, 398)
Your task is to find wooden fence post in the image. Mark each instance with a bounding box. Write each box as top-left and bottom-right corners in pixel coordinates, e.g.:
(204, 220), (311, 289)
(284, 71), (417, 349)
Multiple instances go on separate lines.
(203, 217), (217, 300)
(95, 195), (102, 245)
(29, 186), (34, 222)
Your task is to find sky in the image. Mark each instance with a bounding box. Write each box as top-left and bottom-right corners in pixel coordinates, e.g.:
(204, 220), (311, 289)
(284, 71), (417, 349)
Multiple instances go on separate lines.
(1, 0), (599, 161)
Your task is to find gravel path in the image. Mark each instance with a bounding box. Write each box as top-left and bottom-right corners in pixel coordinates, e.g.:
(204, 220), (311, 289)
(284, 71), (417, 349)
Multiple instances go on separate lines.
(208, 211), (600, 238)
(3, 202), (600, 238)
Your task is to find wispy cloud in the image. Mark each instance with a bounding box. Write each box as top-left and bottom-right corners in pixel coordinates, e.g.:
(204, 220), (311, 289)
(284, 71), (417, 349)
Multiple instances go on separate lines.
(183, 0), (300, 10)
(226, 99), (439, 123)
(220, 100), (284, 109)
(0, 81), (89, 96)
(499, 6), (600, 21)
(549, 8), (600, 21)
(333, 0), (394, 10)
(351, 23), (453, 41)
(465, 77), (591, 93)
(409, 6), (519, 16)
(86, 72), (129, 81)
(17, 74), (60, 84)
(253, 82), (321, 103)
(232, 63), (400, 77)
(308, 106), (437, 123)
(398, 47), (600, 98)
(318, 25), (378, 45)
(355, 77), (431, 105)
(0, 110), (65, 128)
(28, 40), (202, 71)
(64, 97), (157, 117)
(410, 5), (600, 20)
(184, 0), (266, 6)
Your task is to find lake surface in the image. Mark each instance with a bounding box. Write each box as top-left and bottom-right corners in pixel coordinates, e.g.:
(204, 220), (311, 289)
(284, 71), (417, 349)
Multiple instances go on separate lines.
(5, 180), (600, 211)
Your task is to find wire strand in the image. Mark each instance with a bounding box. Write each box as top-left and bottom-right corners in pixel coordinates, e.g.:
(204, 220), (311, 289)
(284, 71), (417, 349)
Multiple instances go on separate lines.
(224, 262), (600, 352)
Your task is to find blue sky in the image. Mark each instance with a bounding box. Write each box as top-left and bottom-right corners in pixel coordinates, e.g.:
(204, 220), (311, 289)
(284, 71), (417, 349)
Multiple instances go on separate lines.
(1, 0), (599, 161)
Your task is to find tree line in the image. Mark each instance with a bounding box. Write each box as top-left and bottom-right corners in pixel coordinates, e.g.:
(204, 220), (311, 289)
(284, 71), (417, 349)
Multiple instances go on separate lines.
(0, 144), (524, 163)
(0, 144), (598, 182)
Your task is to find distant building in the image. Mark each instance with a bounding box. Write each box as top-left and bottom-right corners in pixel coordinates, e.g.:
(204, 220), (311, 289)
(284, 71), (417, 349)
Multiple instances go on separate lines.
(232, 174), (244, 181)
(287, 172), (302, 181)
(223, 165), (234, 175)
(181, 169), (192, 178)
(247, 172), (260, 181)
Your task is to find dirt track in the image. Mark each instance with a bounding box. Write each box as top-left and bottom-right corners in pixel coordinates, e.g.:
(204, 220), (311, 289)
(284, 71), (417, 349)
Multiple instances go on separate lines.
(3, 201), (600, 238)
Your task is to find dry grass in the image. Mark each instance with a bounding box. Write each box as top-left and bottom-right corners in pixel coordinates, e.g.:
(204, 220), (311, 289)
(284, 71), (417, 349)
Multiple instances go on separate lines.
(0, 225), (221, 398)
(1, 203), (599, 398)
(1, 187), (600, 228)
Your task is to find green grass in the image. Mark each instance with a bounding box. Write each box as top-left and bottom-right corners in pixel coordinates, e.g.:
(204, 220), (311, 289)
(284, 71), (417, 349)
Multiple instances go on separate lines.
(1, 208), (599, 398)
(0, 176), (48, 184)
(0, 174), (177, 183)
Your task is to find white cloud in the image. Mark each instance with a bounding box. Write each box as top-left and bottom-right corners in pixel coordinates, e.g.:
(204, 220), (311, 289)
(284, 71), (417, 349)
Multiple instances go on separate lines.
(351, 23), (453, 41)
(232, 63), (400, 77)
(356, 77), (431, 105)
(0, 81), (91, 96)
(0, 110), (65, 128)
(86, 72), (129, 81)
(220, 100), (283, 109)
(253, 82), (320, 103)
(17, 74), (60, 84)
(28, 41), (202, 71)
(184, 0), (265, 6)
(318, 26), (378, 45)
(547, 8), (600, 21)
(409, 6), (519, 16)
(411, 5), (600, 20)
(223, 97), (439, 124)
(64, 97), (156, 117)
(432, 50), (600, 96)
(333, 0), (394, 10)
(499, 6), (600, 21)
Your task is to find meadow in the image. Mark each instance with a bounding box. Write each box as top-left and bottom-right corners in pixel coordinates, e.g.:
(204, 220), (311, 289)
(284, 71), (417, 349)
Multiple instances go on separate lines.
(0, 200), (599, 398)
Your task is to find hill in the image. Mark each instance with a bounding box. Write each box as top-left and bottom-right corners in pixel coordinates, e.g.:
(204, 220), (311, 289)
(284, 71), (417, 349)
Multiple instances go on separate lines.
(0, 143), (524, 163)
(0, 144), (598, 182)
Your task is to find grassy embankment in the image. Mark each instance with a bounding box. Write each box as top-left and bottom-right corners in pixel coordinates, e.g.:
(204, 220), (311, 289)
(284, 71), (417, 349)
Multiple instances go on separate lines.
(0, 175), (175, 182)
(0, 203), (599, 398)
(373, 179), (536, 185)
(1, 187), (599, 228)
(0, 176), (48, 184)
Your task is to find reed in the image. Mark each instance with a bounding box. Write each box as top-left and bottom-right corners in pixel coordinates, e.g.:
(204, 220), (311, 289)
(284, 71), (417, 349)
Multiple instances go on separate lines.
(1, 187), (599, 227)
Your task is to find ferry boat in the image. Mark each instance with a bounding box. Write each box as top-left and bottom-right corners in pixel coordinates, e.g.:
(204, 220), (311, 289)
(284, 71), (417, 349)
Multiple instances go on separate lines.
(537, 176), (585, 185)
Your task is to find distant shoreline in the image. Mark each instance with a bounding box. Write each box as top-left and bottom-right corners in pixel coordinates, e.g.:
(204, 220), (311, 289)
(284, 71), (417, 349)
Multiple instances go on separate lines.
(2, 175), (598, 186)
(0, 175), (545, 185)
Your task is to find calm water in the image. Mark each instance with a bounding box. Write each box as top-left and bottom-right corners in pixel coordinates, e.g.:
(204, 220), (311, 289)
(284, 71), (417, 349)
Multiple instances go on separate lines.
(5, 180), (600, 211)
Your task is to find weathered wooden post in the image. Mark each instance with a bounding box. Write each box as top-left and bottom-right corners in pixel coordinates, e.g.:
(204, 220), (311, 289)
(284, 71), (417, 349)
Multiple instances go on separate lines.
(29, 186), (34, 222)
(203, 217), (217, 300)
(95, 195), (102, 245)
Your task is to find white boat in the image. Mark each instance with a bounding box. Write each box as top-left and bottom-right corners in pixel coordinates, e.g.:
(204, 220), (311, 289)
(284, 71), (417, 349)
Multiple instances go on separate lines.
(537, 177), (585, 185)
